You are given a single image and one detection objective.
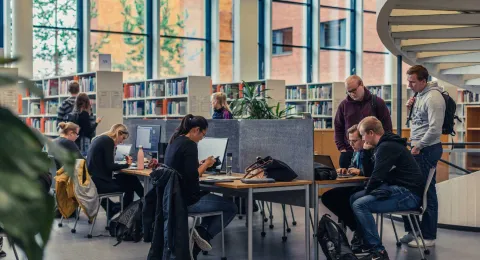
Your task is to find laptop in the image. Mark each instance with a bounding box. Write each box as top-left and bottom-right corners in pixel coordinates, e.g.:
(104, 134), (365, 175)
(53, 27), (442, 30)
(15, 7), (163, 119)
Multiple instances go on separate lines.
(197, 137), (229, 174)
(314, 154), (336, 169)
(115, 144), (132, 162)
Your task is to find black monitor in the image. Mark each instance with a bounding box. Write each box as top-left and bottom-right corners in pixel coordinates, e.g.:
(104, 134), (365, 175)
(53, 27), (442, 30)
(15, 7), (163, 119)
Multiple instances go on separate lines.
(135, 125), (161, 153)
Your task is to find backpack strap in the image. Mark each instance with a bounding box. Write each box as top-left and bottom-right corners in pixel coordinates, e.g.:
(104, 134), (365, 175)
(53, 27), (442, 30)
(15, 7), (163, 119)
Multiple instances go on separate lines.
(406, 92), (419, 127)
(371, 95), (378, 118)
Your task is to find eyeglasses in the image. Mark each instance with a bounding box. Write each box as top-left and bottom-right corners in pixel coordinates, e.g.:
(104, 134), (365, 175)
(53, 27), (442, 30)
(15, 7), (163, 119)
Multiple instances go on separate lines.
(346, 85), (361, 95)
(348, 139), (361, 144)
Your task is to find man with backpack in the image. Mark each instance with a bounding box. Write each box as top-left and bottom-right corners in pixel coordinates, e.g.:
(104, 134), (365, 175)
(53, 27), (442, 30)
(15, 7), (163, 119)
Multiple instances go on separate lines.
(334, 75), (392, 169)
(57, 81), (95, 127)
(401, 65), (446, 248)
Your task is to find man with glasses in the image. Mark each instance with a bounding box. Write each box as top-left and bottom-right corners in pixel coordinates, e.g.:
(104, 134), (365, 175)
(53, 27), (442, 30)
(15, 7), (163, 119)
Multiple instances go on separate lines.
(321, 124), (374, 253)
(334, 75), (392, 169)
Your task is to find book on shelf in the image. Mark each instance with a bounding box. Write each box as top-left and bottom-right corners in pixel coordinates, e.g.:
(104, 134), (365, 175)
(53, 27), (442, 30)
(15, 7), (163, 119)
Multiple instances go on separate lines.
(123, 83), (145, 99)
(314, 119), (333, 129)
(146, 82), (165, 97)
(286, 104), (306, 115)
(167, 100), (187, 115)
(213, 83), (244, 99)
(308, 85), (332, 100)
(46, 79), (59, 96)
(79, 76), (96, 93)
(125, 101), (144, 116)
(46, 101), (59, 114)
(309, 101), (332, 116)
(458, 90), (480, 103)
(368, 87), (382, 98)
(45, 119), (58, 134)
(286, 86), (307, 100)
(145, 100), (164, 116)
(30, 102), (41, 115)
(166, 79), (187, 96)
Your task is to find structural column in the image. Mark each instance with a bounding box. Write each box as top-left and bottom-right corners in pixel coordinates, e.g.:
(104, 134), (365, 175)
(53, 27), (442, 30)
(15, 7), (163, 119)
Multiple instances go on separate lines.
(234, 0), (258, 82)
(12, 0), (33, 78)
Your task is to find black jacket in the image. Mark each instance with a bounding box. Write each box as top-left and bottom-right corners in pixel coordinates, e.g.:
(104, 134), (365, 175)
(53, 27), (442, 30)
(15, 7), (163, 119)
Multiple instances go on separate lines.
(147, 165), (189, 260)
(349, 149), (374, 177)
(366, 132), (425, 198)
(87, 135), (129, 183)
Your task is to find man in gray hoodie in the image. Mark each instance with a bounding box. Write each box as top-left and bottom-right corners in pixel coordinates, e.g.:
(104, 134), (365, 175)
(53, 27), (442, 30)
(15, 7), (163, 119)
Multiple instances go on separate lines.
(401, 65), (445, 248)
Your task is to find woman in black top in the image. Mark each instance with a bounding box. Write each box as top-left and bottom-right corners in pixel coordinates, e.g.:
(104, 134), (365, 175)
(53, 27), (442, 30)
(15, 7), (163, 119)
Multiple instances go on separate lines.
(70, 93), (102, 156)
(52, 122), (84, 170)
(87, 124), (143, 217)
(165, 114), (237, 258)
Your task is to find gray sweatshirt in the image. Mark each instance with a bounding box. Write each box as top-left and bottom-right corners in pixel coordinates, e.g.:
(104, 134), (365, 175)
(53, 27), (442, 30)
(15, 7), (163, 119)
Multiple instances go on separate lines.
(410, 82), (446, 150)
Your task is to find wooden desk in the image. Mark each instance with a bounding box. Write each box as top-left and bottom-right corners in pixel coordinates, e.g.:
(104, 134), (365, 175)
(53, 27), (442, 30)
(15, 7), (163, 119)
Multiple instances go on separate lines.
(120, 168), (152, 196)
(313, 176), (368, 260)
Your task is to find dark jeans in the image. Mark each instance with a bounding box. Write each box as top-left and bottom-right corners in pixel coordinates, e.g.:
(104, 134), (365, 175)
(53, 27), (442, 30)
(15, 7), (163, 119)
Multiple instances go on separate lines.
(93, 173), (144, 212)
(339, 151), (354, 169)
(351, 186), (421, 251)
(403, 142), (442, 240)
(321, 186), (363, 231)
(187, 194), (238, 239)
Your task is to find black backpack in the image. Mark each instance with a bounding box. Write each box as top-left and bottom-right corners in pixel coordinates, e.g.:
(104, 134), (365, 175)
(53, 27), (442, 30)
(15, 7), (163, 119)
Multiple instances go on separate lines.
(109, 199), (144, 246)
(317, 214), (358, 260)
(407, 90), (461, 136)
(314, 162), (337, 181)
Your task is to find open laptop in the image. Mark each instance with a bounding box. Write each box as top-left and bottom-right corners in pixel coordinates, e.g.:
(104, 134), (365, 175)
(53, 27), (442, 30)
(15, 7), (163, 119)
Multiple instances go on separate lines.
(314, 154), (336, 169)
(115, 144), (132, 163)
(197, 137), (229, 174)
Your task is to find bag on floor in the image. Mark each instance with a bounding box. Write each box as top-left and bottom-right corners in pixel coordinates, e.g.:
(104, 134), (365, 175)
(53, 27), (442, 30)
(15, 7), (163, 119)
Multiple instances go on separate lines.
(317, 214), (358, 260)
(109, 199), (144, 246)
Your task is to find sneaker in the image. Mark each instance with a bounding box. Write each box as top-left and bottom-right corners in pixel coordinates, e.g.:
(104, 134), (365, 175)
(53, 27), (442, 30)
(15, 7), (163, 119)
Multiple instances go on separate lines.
(408, 239), (435, 248)
(353, 245), (373, 257)
(400, 232), (416, 244)
(192, 228), (212, 251)
(359, 250), (390, 260)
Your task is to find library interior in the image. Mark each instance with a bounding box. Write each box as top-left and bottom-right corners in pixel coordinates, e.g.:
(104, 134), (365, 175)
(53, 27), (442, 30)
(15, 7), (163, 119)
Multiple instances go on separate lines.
(1, 0), (480, 260)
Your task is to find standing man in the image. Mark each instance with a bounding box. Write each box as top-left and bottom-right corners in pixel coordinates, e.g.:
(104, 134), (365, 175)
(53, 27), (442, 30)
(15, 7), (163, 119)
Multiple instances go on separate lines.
(334, 75), (392, 168)
(57, 81), (95, 128)
(401, 65), (445, 248)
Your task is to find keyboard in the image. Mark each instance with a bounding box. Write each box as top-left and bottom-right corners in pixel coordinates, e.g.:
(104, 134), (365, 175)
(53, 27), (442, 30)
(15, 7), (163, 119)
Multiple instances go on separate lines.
(201, 176), (242, 183)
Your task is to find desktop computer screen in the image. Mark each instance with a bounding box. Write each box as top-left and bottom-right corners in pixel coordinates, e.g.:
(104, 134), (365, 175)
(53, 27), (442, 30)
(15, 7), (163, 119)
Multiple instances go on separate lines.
(197, 137), (229, 171)
(135, 125), (161, 152)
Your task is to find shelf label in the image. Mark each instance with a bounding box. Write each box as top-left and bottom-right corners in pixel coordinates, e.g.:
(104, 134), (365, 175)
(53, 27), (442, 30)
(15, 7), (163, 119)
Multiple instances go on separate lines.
(99, 54), (112, 71)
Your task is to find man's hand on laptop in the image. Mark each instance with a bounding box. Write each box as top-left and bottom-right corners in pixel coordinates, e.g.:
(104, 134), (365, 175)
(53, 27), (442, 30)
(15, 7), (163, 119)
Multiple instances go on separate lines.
(336, 168), (347, 175)
(347, 168), (360, 176)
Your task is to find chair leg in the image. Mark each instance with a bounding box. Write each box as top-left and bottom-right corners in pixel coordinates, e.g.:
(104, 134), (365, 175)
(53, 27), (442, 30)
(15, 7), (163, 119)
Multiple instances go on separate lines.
(290, 205), (297, 226)
(261, 201), (266, 237)
(71, 207), (80, 233)
(282, 205), (291, 233)
(238, 198), (243, 219)
(390, 215), (401, 247)
(413, 215), (430, 255)
(309, 210), (315, 235)
(281, 205), (287, 242)
(221, 213), (226, 260)
(380, 213), (384, 242)
(58, 216), (64, 227)
(88, 200), (103, 239)
(268, 202), (274, 229)
(407, 215), (426, 260)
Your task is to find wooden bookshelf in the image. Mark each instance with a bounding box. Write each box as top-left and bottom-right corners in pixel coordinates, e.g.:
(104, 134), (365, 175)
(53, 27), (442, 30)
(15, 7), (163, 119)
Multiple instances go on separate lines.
(465, 106), (480, 171)
(21, 71), (123, 137)
(123, 76), (212, 119)
(0, 67), (19, 114)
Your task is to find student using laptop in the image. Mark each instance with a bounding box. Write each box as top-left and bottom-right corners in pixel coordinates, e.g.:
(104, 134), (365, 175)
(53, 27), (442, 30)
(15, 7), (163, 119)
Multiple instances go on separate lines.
(165, 114), (237, 259)
(87, 124), (144, 218)
(321, 124), (374, 252)
(52, 122), (84, 170)
(350, 117), (425, 260)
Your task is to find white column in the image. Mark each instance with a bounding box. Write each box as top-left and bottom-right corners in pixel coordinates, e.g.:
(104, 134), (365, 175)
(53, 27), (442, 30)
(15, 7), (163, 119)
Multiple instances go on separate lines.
(355, 0), (363, 78)
(83, 0), (91, 72)
(233, 0), (258, 82)
(385, 53), (398, 85)
(264, 0), (272, 80)
(211, 0), (220, 83)
(152, 0), (160, 78)
(12, 0), (33, 78)
(3, 0), (11, 59)
(311, 0), (319, 83)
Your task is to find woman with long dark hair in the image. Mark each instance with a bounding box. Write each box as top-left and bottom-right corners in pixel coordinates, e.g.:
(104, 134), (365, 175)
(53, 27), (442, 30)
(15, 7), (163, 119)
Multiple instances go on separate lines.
(165, 114), (237, 259)
(70, 93), (102, 155)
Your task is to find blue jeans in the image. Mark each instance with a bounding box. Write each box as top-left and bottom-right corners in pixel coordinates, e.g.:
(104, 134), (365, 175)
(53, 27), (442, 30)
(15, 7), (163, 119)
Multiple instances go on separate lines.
(187, 194), (238, 239)
(351, 186), (421, 251)
(403, 142), (442, 239)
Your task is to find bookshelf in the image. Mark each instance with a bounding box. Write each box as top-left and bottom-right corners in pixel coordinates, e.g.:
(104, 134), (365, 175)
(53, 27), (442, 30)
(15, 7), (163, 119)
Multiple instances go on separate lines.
(366, 84), (408, 128)
(123, 76), (212, 119)
(212, 79), (286, 117)
(0, 68), (19, 114)
(464, 106), (480, 172)
(284, 82), (344, 129)
(20, 71), (123, 137)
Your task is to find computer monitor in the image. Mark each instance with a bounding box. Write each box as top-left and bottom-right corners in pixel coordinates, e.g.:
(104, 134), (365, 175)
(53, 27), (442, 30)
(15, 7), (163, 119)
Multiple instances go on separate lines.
(197, 137), (229, 171)
(115, 144), (132, 161)
(135, 125), (161, 152)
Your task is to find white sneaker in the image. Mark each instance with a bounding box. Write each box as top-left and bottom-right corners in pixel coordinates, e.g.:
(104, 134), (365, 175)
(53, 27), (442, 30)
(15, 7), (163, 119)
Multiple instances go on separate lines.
(408, 238), (435, 248)
(400, 232), (416, 244)
(191, 228), (212, 251)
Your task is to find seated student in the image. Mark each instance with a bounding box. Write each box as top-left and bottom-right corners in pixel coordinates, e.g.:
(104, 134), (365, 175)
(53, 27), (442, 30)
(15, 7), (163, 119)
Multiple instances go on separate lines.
(350, 116), (425, 260)
(211, 92), (233, 119)
(52, 122), (84, 170)
(321, 124), (374, 251)
(165, 114), (237, 259)
(87, 124), (144, 217)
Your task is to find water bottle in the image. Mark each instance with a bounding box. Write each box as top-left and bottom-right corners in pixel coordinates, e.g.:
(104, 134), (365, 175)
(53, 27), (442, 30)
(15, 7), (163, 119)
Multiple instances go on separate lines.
(137, 145), (145, 170)
(226, 153), (233, 175)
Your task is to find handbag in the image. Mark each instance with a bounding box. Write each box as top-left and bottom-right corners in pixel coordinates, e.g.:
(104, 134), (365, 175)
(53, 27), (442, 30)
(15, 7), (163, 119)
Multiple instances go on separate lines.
(314, 162), (337, 181)
(244, 156), (298, 182)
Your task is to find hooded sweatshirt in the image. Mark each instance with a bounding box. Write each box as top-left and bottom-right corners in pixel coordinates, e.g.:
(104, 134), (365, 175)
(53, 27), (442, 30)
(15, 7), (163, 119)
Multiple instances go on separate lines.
(410, 82), (446, 150)
(334, 89), (393, 151)
(366, 132), (425, 198)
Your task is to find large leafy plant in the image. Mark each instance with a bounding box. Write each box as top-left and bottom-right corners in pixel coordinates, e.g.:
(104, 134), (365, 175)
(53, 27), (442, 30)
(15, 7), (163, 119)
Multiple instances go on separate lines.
(230, 81), (291, 119)
(0, 58), (75, 260)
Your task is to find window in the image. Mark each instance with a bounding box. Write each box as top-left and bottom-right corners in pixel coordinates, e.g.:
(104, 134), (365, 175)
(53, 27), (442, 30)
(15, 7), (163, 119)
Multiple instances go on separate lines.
(272, 28), (293, 55)
(33, 0), (78, 79)
(219, 0), (234, 82)
(320, 19), (346, 48)
(362, 11), (388, 85)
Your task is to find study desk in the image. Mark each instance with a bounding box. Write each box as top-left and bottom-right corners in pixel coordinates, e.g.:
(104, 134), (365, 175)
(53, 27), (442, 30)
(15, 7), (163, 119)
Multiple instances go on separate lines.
(313, 176), (368, 260)
(121, 168), (151, 197)
(121, 169), (312, 260)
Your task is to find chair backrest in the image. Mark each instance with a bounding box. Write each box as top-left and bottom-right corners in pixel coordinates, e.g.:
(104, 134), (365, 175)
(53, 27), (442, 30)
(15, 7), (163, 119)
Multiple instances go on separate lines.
(420, 168), (436, 214)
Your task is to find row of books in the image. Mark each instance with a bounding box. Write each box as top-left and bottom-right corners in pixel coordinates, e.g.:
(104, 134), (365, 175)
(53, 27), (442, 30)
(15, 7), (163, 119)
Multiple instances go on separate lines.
(368, 86), (392, 100)
(458, 90), (480, 103)
(166, 80), (188, 96)
(45, 119), (58, 134)
(215, 84), (241, 99)
(30, 102), (41, 115)
(286, 87), (307, 100)
(79, 77), (96, 93)
(313, 119), (333, 129)
(167, 101), (187, 115)
(254, 84), (266, 97)
(45, 101), (59, 115)
(145, 100), (163, 116)
(124, 83), (145, 98)
(286, 104), (306, 115)
(44, 79), (59, 96)
(30, 118), (41, 131)
(309, 101), (333, 116)
(125, 101), (144, 116)
(147, 82), (166, 97)
(308, 85), (332, 100)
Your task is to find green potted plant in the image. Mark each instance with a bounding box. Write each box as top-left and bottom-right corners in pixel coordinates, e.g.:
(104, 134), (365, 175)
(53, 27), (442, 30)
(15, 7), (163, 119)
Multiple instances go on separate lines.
(230, 81), (292, 119)
(0, 58), (75, 260)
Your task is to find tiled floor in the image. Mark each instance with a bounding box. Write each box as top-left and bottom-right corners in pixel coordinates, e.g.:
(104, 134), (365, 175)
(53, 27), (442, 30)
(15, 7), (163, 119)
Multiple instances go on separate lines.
(2, 203), (479, 260)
